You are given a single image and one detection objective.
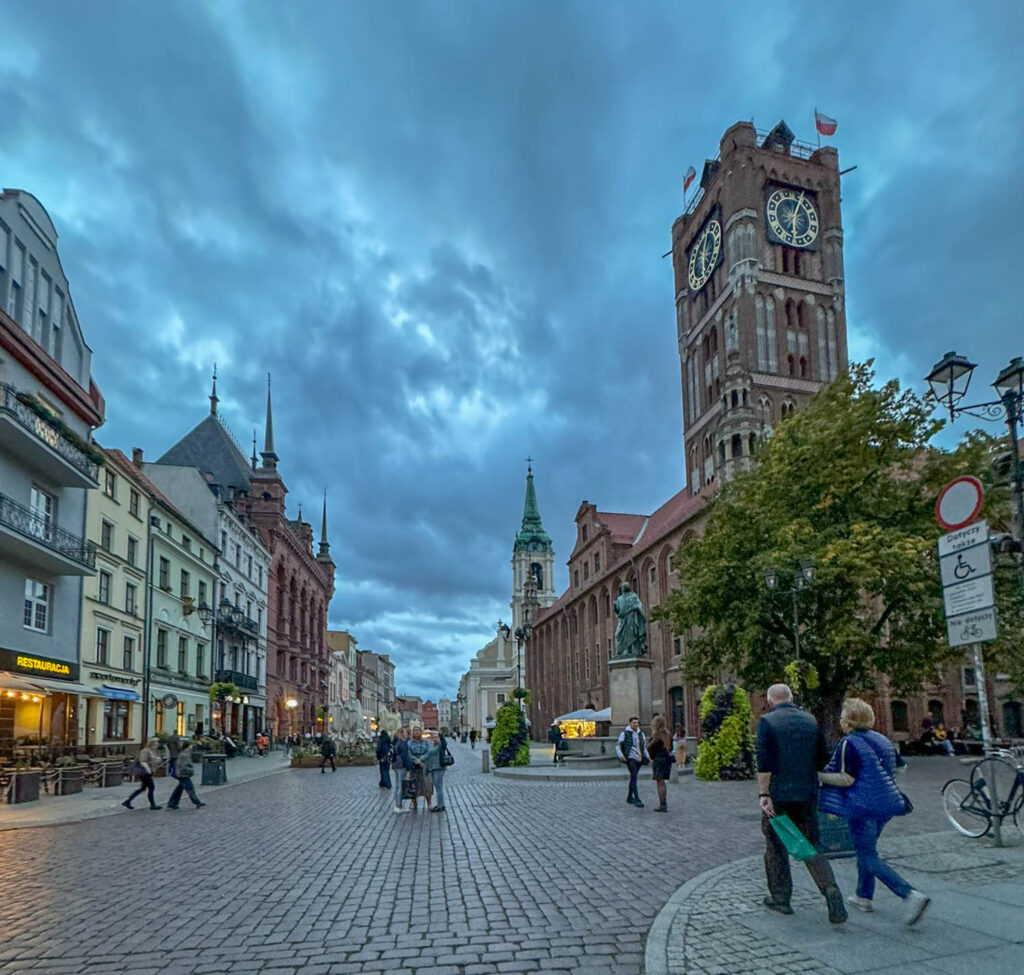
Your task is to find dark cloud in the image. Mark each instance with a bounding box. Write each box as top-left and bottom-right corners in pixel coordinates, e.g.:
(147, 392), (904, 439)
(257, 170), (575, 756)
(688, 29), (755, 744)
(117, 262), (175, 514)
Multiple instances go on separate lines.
(2, 1), (1021, 700)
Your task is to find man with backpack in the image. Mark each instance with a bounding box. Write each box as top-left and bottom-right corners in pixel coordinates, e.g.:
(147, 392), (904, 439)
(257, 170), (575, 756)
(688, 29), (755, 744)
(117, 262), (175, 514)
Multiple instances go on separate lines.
(617, 716), (650, 807)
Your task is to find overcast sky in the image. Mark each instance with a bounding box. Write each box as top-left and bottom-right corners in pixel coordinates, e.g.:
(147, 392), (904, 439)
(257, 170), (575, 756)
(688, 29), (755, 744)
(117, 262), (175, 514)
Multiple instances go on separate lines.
(3, 2), (1022, 702)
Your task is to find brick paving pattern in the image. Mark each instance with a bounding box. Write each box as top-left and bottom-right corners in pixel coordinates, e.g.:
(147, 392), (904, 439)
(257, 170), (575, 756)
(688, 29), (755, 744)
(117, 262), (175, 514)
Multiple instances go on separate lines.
(0, 745), (962, 974)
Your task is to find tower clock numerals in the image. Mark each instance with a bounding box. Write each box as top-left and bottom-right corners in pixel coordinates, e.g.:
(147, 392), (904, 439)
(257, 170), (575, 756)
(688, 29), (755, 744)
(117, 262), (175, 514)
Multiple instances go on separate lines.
(687, 218), (722, 292)
(766, 188), (819, 248)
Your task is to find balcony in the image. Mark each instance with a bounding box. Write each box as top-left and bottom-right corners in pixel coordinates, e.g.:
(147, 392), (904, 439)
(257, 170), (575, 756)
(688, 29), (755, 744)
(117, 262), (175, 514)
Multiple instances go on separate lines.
(214, 669), (259, 692)
(0, 491), (96, 575)
(0, 384), (100, 488)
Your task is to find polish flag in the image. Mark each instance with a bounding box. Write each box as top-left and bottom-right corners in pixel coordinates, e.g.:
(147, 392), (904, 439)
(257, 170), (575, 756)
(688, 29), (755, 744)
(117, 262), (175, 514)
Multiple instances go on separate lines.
(814, 110), (838, 137)
(683, 166), (696, 192)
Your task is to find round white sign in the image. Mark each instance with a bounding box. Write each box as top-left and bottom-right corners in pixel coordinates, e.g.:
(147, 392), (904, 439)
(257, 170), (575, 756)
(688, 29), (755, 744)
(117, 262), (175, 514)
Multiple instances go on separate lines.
(935, 476), (984, 530)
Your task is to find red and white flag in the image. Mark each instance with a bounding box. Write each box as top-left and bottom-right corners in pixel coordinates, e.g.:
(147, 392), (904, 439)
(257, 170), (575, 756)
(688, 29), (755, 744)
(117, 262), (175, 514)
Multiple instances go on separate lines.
(814, 110), (837, 137)
(683, 166), (696, 192)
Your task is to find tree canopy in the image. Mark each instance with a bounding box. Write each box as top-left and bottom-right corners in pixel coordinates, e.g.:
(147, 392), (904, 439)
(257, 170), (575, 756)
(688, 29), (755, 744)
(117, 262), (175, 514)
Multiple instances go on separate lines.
(656, 363), (1024, 735)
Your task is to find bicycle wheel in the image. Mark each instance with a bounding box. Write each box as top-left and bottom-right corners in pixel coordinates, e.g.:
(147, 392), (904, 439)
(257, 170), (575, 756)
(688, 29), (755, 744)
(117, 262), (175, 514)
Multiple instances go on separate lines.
(942, 778), (990, 837)
(970, 756), (1019, 820)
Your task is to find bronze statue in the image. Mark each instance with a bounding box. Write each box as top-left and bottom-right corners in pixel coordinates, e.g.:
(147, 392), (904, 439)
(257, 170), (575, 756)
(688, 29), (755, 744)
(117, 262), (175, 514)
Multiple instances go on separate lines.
(614, 582), (648, 657)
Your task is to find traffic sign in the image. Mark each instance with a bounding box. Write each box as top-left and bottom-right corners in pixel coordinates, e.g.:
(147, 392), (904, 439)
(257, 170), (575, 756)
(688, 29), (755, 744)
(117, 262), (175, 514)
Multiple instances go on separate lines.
(946, 606), (999, 648)
(935, 476), (984, 530)
(942, 574), (995, 617)
(937, 520), (988, 558)
(939, 541), (992, 588)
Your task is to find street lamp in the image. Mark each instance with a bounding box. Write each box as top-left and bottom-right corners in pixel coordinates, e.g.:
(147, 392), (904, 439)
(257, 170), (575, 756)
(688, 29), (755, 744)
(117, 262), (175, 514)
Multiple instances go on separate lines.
(925, 351), (1024, 594)
(763, 560), (816, 661)
(498, 619), (532, 709)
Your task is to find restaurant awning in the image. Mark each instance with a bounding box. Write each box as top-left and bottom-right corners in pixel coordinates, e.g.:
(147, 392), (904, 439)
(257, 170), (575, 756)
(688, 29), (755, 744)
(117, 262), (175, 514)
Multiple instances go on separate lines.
(0, 671), (49, 695)
(98, 685), (141, 702)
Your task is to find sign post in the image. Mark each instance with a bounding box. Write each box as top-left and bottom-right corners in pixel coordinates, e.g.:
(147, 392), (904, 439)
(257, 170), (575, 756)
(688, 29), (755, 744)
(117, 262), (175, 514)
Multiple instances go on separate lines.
(935, 478), (1001, 845)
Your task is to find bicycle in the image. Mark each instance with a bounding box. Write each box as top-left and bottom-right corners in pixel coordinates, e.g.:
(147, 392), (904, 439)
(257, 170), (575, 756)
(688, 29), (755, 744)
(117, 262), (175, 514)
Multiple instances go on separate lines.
(941, 749), (1024, 838)
(239, 742), (256, 758)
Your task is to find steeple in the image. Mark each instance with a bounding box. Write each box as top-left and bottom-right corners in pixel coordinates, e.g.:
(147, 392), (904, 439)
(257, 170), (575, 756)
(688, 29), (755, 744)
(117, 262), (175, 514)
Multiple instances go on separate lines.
(318, 488), (331, 560)
(260, 373), (279, 469)
(251, 428), (258, 471)
(209, 364), (219, 416)
(514, 460), (553, 554)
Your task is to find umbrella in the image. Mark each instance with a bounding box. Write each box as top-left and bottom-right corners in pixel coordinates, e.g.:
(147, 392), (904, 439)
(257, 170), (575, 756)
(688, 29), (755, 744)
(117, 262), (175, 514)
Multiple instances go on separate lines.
(592, 707), (612, 722)
(554, 708), (599, 723)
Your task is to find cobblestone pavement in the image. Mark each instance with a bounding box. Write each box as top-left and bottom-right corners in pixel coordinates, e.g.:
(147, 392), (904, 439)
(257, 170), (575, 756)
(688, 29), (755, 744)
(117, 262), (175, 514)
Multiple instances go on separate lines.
(0, 745), (963, 975)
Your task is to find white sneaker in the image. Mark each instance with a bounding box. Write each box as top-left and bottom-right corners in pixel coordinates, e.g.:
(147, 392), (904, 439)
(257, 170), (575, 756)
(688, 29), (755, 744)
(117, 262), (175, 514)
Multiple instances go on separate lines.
(393, 806), (410, 814)
(847, 896), (873, 913)
(904, 889), (930, 926)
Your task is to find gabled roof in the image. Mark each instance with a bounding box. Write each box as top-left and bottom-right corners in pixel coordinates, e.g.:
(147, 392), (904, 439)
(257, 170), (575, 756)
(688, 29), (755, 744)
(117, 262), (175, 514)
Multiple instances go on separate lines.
(157, 414), (254, 494)
(600, 512), (647, 545)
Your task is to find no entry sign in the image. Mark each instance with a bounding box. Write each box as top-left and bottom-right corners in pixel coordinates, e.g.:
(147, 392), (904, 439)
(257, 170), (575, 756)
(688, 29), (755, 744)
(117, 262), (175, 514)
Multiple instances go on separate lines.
(935, 476), (984, 531)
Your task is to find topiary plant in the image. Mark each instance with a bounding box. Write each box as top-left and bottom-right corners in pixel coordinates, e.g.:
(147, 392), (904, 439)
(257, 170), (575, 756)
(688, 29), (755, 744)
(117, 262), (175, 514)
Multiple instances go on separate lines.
(694, 682), (756, 781)
(490, 700), (531, 767)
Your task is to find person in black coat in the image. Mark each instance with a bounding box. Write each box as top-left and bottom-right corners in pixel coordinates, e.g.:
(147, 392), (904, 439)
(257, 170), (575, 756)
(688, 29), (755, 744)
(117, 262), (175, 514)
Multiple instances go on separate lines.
(319, 736), (337, 774)
(376, 730), (393, 789)
(548, 722), (563, 764)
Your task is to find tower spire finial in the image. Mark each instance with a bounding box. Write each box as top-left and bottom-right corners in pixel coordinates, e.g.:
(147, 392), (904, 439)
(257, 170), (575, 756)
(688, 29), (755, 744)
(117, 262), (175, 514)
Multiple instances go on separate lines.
(251, 428), (258, 471)
(514, 460), (552, 555)
(318, 487), (331, 558)
(260, 372), (278, 469)
(209, 363), (219, 416)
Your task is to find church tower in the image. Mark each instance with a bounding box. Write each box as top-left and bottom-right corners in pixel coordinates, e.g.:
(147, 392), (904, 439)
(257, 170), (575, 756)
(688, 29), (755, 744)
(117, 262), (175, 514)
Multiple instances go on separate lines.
(671, 120), (848, 494)
(510, 464), (556, 633)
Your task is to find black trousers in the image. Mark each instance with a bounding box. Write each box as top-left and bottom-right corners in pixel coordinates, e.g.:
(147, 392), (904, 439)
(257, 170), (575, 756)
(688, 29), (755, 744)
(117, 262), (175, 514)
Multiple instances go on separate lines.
(626, 759), (641, 800)
(762, 799), (838, 905)
(321, 756), (336, 772)
(128, 773), (156, 807)
(378, 760), (392, 787)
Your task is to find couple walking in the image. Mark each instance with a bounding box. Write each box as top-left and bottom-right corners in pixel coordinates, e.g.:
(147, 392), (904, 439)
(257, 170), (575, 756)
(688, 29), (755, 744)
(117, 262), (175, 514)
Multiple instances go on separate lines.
(757, 684), (928, 926)
(391, 725), (453, 813)
(122, 736), (205, 811)
(617, 715), (676, 811)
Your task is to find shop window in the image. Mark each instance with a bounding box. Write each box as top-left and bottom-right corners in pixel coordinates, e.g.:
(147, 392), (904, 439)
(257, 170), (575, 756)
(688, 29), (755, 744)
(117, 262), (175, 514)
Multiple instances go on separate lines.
(156, 629), (168, 668)
(123, 635), (135, 671)
(103, 700), (129, 740)
(891, 700), (909, 733)
(176, 702), (185, 736)
(95, 628), (110, 666)
(98, 570), (111, 604)
(154, 706), (164, 734)
(129, 489), (140, 518)
(100, 520), (114, 552)
(23, 578), (48, 631)
(103, 470), (116, 500)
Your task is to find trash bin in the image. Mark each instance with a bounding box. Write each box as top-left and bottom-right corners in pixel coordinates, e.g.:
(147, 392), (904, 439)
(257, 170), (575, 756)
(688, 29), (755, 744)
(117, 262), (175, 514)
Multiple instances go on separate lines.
(201, 754), (228, 786)
(817, 810), (854, 858)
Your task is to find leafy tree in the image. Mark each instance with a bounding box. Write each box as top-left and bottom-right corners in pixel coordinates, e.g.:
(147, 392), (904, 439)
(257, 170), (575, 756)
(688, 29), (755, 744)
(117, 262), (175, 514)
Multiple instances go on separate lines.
(656, 363), (1023, 740)
(490, 700), (530, 767)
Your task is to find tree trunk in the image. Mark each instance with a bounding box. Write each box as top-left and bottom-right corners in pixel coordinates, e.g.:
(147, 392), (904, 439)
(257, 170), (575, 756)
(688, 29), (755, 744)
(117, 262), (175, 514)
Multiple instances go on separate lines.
(813, 691), (844, 748)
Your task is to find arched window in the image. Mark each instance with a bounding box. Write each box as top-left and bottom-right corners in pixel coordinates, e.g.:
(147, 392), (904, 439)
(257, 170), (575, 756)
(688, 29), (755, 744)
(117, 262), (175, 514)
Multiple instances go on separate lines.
(927, 699), (945, 726)
(731, 433), (742, 458)
(891, 701), (909, 733)
(742, 389), (748, 406)
(788, 355), (795, 376)
(669, 687), (685, 734)
(731, 390), (739, 408)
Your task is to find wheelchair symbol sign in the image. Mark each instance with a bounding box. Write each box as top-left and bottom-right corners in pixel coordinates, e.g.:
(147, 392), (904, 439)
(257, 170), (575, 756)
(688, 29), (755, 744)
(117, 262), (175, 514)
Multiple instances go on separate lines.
(939, 541), (991, 589)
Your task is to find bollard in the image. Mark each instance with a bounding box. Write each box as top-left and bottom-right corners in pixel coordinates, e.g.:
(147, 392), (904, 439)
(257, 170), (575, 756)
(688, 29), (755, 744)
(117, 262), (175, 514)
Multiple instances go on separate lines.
(481, 750), (490, 774)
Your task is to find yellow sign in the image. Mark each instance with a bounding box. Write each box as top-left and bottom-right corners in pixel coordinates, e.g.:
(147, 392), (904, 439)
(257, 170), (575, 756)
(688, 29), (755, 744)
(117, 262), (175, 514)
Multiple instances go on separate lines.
(16, 655), (71, 676)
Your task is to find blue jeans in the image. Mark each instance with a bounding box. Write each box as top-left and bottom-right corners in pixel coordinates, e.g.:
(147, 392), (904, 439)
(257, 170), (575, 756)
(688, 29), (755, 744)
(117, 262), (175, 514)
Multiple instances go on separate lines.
(626, 759), (641, 801)
(848, 817), (912, 900)
(168, 776), (201, 808)
(431, 769), (446, 808)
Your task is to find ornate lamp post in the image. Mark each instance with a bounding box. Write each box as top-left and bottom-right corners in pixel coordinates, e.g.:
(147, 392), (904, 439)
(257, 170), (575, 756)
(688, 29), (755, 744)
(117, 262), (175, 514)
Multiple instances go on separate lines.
(763, 560), (816, 661)
(498, 619), (532, 711)
(925, 351), (1024, 597)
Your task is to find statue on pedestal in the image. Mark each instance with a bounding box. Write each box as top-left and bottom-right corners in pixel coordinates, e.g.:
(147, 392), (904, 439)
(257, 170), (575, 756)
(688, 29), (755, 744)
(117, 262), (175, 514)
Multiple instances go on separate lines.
(613, 582), (648, 658)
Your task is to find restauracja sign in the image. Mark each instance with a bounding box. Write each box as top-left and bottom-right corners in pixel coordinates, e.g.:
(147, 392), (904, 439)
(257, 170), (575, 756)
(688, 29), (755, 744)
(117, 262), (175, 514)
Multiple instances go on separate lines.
(0, 647), (79, 681)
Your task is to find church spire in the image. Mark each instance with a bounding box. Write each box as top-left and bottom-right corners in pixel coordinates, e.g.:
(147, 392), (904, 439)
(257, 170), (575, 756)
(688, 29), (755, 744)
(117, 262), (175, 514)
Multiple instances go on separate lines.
(318, 488), (331, 558)
(260, 373), (278, 469)
(251, 428), (258, 471)
(514, 460), (552, 553)
(209, 364), (219, 416)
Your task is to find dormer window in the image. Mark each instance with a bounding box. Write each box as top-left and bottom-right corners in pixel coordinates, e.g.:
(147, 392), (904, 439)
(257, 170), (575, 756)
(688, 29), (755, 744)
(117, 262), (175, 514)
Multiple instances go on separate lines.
(582, 525), (588, 542)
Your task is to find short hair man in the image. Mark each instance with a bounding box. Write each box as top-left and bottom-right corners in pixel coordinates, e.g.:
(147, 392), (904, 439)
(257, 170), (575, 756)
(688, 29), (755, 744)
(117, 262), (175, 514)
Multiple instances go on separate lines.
(756, 684), (846, 924)
(617, 716), (650, 808)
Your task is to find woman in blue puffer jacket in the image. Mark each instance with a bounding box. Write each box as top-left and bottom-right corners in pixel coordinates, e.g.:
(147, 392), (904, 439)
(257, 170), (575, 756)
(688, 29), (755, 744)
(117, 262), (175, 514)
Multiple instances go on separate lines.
(819, 698), (930, 925)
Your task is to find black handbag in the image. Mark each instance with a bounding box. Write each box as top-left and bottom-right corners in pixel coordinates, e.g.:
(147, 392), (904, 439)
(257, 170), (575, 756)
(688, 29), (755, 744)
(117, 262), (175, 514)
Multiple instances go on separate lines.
(441, 748), (455, 767)
(401, 775), (418, 800)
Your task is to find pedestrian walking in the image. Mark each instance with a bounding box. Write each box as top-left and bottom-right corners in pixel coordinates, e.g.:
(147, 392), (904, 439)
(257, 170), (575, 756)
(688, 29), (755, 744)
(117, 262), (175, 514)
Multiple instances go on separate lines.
(320, 736), (337, 773)
(426, 730), (452, 812)
(672, 724), (688, 767)
(256, 732), (269, 756)
(122, 738), (162, 810)
(165, 732), (181, 778)
(376, 729), (393, 789)
(756, 683), (846, 924)
(648, 715), (674, 812)
(819, 697), (930, 925)
(617, 716), (650, 807)
(469, 728), (477, 750)
(392, 727), (412, 814)
(548, 721), (563, 764)
(405, 724), (431, 812)
(166, 740), (205, 810)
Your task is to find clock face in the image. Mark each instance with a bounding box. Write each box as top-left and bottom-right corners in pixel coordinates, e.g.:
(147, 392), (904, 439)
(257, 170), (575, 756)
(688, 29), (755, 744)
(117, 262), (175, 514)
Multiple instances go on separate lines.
(687, 218), (722, 292)
(766, 188), (819, 248)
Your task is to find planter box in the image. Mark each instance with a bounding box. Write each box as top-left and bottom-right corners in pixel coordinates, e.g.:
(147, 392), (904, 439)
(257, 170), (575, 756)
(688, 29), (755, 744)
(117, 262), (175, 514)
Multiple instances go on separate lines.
(99, 762), (125, 788)
(55, 766), (85, 796)
(6, 770), (41, 804)
(290, 758), (323, 768)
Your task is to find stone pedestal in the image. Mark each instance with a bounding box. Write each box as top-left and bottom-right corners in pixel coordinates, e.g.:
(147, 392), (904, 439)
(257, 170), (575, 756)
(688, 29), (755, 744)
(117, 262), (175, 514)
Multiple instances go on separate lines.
(608, 656), (653, 733)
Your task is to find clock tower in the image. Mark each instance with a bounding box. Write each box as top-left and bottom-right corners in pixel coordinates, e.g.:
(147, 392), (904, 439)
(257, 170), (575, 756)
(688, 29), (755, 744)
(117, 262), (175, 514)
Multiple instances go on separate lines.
(671, 120), (848, 494)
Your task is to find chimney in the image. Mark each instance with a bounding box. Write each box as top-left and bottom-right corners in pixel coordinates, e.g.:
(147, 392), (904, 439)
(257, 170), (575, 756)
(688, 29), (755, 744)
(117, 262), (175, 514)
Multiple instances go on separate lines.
(132, 447), (144, 467)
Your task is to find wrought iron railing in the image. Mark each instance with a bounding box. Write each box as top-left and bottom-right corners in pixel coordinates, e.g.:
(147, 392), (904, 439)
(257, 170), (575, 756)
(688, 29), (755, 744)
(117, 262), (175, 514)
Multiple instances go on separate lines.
(0, 491), (96, 570)
(0, 384), (100, 482)
(214, 669), (259, 692)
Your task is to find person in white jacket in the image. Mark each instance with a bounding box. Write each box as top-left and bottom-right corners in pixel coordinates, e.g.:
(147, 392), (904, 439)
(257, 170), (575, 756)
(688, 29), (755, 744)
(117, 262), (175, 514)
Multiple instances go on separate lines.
(122, 739), (162, 810)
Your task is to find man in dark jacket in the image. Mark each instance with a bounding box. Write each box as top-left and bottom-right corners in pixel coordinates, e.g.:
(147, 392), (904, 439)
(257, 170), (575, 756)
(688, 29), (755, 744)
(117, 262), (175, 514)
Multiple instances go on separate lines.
(756, 683), (846, 924)
(166, 741), (205, 810)
(376, 730), (392, 789)
(548, 722), (563, 764)
(320, 736), (337, 774)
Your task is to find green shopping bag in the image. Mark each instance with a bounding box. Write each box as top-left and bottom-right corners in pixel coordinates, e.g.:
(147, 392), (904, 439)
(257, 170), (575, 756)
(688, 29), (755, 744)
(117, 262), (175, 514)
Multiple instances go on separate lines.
(769, 814), (818, 862)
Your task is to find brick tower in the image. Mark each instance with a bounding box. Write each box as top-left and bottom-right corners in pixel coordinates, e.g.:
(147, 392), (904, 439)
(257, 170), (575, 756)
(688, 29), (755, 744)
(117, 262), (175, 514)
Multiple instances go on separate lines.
(671, 120), (849, 494)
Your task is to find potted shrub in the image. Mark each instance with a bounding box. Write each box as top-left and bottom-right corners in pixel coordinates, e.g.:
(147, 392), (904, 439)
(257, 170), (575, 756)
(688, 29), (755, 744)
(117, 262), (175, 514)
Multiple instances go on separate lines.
(55, 755), (86, 795)
(7, 760), (42, 804)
